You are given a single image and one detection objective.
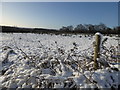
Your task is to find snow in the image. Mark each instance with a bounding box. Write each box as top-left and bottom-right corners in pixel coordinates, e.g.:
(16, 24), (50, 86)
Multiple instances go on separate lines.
(95, 32), (102, 36)
(0, 33), (119, 89)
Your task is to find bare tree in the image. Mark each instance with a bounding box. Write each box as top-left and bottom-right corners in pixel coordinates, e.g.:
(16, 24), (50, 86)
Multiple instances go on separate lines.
(74, 24), (86, 31)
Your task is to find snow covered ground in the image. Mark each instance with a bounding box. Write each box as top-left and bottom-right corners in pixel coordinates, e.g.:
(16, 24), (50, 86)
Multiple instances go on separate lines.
(0, 33), (119, 89)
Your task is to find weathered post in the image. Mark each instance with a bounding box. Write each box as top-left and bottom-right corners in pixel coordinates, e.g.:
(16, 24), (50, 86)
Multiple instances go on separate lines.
(94, 32), (101, 70)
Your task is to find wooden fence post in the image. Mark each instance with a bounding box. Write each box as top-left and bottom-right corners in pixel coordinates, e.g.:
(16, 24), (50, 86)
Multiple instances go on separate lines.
(94, 33), (101, 70)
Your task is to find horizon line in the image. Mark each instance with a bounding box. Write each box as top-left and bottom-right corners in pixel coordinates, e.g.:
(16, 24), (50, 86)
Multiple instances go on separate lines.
(0, 24), (119, 30)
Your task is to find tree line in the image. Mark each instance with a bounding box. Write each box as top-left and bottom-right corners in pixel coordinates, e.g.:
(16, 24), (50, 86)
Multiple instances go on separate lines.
(0, 23), (120, 34)
(59, 23), (119, 34)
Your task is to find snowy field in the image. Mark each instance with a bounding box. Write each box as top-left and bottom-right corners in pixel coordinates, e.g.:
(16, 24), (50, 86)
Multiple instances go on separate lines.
(0, 33), (119, 89)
